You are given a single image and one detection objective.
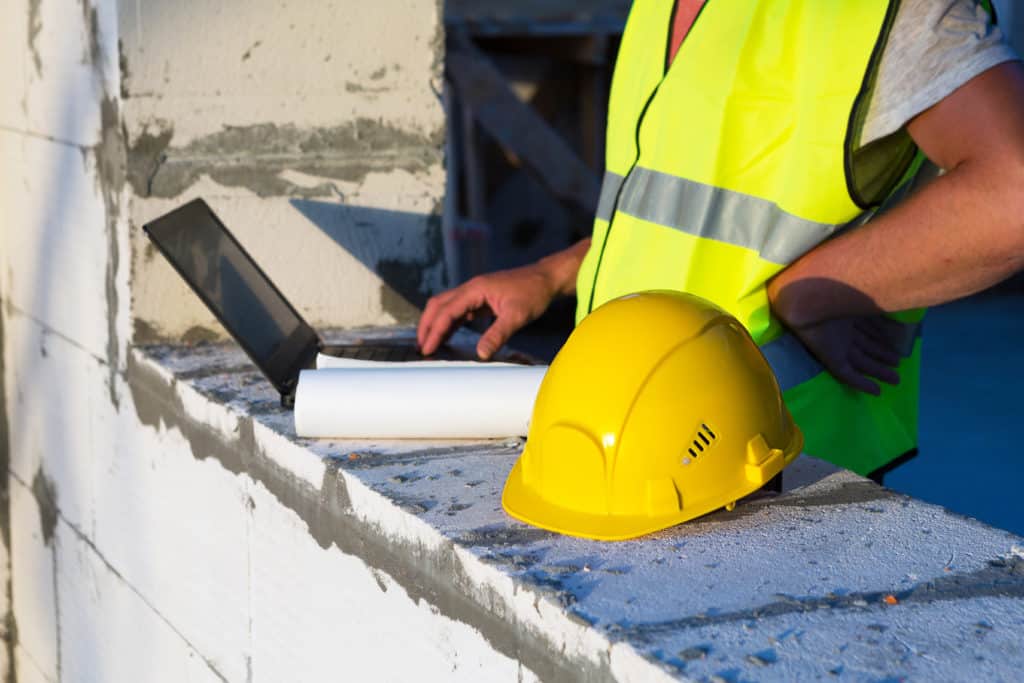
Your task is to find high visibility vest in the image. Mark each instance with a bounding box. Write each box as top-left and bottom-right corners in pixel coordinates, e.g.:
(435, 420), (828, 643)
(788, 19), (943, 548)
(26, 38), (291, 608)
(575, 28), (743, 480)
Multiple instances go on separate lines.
(575, 0), (929, 475)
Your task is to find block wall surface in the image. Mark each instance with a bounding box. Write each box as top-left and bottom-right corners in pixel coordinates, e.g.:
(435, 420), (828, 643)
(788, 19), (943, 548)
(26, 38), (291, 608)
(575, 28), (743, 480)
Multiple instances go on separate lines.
(4, 309), (542, 682)
(0, 0), (528, 681)
(121, 0), (448, 341)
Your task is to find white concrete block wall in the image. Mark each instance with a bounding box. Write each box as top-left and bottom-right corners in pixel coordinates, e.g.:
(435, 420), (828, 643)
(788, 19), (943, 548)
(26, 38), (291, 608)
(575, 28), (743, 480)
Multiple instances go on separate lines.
(9, 479), (57, 683)
(0, 117), (112, 365)
(247, 478), (532, 681)
(0, 0), (544, 680)
(55, 517), (224, 683)
(92, 371), (252, 682)
(0, 0), (109, 149)
(131, 173), (447, 341)
(5, 314), (102, 537)
(4, 291), (546, 682)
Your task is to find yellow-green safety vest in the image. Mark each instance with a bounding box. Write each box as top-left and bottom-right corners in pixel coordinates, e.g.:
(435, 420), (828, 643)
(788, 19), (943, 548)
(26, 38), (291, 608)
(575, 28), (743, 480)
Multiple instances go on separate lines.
(576, 0), (936, 475)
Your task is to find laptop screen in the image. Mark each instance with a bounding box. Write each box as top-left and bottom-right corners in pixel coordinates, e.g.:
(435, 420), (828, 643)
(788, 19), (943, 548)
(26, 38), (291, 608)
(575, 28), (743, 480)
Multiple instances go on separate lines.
(143, 199), (319, 396)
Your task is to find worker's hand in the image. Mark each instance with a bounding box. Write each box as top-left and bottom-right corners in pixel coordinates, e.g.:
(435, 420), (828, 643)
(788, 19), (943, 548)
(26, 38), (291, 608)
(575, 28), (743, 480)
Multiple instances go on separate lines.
(417, 264), (559, 360)
(789, 316), (904, 395)
(418, 239), (591, 360)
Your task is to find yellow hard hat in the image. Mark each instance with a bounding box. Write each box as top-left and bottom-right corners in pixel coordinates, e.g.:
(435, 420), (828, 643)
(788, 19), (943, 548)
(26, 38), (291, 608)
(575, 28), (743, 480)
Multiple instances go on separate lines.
(502, 290), (802, 541)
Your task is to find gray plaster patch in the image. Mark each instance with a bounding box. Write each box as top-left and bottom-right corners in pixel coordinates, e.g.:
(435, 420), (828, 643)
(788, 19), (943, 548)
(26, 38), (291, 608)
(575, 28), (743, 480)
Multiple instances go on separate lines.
(181, 326), (220, 346)
(95, 96), (125, 408)
(309, 462), (614, 681)
(118, 39), (130, 99)
(30, 468), (58, 546)
(0, 307), (16, 682)
(27, 0), (42, 75)
(430, 0), (445, 81)
(0, 306), (11, 549)
(127, 353), (246, 476)
(81, 0), (102, 67)
(133, 120), (443, 199)
(126, 123), (174, 198)
(132, 318), (160, 345)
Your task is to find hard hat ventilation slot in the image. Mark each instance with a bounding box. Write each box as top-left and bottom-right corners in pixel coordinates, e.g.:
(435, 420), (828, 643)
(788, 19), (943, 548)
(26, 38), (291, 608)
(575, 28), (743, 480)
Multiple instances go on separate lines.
(686, 423), (718, 459)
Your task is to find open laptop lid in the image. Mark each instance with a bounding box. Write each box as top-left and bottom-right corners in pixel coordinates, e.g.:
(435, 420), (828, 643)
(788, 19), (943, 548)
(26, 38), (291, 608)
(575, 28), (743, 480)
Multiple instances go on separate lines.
(143, 199), (320, 404)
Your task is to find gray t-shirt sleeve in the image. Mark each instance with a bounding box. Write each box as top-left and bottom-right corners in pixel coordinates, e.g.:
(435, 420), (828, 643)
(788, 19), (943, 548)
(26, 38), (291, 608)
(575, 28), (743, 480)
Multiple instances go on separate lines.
(861, 0), (1020, 146)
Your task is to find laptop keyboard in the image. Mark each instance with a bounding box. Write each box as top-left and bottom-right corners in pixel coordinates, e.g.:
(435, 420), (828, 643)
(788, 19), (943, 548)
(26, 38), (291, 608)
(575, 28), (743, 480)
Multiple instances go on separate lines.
(322, 342), (532, 364)
(337, 345), (424, 362)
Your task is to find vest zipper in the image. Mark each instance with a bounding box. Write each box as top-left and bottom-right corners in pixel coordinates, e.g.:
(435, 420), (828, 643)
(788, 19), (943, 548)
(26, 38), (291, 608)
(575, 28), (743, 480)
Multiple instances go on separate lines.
(587, 0), (711, 315)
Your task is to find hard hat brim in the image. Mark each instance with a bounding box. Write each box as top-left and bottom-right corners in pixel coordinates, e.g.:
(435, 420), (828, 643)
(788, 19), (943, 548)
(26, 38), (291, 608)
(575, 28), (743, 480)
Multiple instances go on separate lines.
(502, 430), (803, 542)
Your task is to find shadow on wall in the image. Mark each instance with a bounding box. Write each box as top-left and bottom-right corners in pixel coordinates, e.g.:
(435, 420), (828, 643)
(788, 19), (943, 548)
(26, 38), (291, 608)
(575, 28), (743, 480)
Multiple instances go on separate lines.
(11, 46), (128, 676)
(289, 199), (447, 319)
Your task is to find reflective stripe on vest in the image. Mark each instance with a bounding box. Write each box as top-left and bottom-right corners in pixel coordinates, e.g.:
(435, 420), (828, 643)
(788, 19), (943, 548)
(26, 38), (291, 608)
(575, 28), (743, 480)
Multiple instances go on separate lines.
(575, 0), (929, 475)
(595, 169), (847, 265)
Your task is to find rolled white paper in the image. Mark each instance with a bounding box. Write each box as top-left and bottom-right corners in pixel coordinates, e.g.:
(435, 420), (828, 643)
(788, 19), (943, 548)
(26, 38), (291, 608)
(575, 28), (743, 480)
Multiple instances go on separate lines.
(293, 365), (549, 439)
(316, 352), (519, 370)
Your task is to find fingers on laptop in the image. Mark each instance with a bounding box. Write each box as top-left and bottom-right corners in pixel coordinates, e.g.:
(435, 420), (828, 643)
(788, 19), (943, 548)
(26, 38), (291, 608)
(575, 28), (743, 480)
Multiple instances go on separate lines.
(477, 311), (526, 361)
(418, 287), (486, 356)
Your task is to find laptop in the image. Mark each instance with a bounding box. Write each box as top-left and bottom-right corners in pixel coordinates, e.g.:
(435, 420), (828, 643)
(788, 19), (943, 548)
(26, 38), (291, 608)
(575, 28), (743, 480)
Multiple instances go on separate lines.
(142, 198), (487, 408)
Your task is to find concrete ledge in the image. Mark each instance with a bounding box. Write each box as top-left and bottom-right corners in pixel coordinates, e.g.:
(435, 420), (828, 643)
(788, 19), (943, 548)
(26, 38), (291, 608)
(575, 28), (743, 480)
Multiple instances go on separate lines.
(132, 328), (1024, 682)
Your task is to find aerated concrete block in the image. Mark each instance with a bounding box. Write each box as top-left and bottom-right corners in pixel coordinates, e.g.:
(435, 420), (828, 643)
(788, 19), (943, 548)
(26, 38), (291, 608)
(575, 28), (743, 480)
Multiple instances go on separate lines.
(131, 178), (447, 343)
(16, 0), (118, 148)
(91, 368), (252, 683)
(55, 517), (226, 683)
(13, 647), (53, 683)
(3, 312), (101, 534)
(246, 475), (531, 682)
(0, 134), (114, 362)
(117, 0), (444, 142)
(0, 0), (28, 134)
(120, 0), (447, 341)
(9, 476), (57, 683)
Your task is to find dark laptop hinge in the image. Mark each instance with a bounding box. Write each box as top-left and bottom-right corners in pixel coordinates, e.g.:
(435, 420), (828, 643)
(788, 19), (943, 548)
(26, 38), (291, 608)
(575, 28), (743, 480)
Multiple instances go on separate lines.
(281, 389), (296, 410)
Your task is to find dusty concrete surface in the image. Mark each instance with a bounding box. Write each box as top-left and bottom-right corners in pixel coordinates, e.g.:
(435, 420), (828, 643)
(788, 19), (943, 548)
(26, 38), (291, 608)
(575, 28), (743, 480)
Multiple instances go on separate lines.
(132, 330), (1024, 682)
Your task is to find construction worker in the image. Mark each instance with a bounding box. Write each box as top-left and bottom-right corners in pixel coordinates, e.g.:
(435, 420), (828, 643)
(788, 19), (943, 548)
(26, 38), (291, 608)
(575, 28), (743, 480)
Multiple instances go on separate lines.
(418, 0), (1024, 482)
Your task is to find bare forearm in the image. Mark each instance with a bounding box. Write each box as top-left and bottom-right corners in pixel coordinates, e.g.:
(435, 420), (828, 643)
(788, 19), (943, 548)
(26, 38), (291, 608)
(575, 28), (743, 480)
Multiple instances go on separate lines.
(536, 238), (591, 297)
(769, 159), (1024, 326)
(769, 62), (1024, 328)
